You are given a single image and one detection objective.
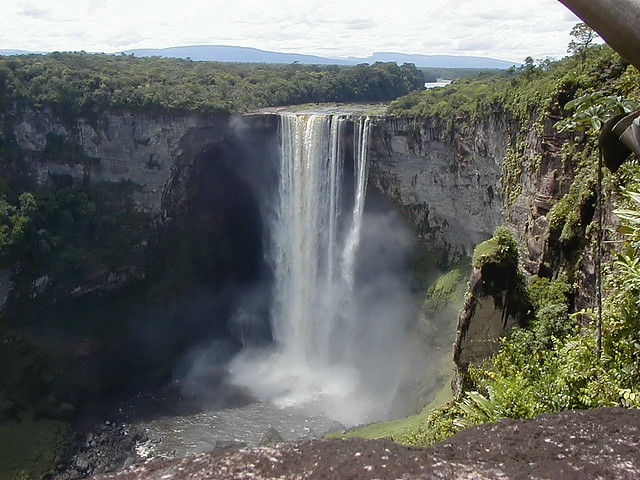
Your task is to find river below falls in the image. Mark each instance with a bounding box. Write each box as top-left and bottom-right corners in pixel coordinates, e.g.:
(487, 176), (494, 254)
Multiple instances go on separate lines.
(128, 401), (349, 460)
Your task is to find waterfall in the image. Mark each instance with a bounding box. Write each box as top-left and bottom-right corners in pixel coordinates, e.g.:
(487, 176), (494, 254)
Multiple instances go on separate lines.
(230, 113), (392, 423)
(272, 113), (371, 366)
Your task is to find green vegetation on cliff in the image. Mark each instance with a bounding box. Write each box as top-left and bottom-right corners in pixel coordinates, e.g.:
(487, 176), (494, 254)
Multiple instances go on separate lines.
(403, 194), (639, 446)
(388, 44), (633, 123)
(0, 52), (424, 116)
(0, 177), (151, 313)
(392, 38), (640, 447)
(471, 226), (519, 269)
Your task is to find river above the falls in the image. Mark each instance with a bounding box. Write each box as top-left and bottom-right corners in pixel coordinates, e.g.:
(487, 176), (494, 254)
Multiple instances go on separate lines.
(250, 102), (388, 115)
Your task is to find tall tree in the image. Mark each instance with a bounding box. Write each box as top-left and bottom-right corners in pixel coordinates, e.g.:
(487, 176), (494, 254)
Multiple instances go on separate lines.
(567, 22), (598, 65)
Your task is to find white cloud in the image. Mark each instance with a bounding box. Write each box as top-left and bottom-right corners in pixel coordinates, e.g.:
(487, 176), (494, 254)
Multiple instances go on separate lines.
(18, 3), (52, 18)
(1, 0), (582, 61)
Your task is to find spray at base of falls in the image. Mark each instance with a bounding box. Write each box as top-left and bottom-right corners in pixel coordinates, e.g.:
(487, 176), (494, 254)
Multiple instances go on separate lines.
(230, 113), (410, 426)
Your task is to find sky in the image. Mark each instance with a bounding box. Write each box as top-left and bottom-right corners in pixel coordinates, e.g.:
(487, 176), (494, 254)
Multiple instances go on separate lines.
(3, 0), (584, 63)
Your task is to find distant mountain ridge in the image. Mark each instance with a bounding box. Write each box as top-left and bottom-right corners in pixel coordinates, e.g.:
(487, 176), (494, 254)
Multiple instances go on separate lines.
(121, 45), (517, 69)
(0, 45), (518, 69)
(0, 49), (47, 55)
(122, 45), (343, 65)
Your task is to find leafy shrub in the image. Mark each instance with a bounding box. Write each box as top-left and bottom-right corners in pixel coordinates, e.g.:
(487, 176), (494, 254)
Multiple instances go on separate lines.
(527, 276), (571, 310)
(546, 144), (598, 249)
(403, 404), (459, 446)
(555, 92), (639, 134)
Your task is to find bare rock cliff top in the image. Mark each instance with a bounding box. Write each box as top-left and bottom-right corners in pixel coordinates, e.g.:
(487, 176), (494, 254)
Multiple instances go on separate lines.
(93, 407), (639, 480)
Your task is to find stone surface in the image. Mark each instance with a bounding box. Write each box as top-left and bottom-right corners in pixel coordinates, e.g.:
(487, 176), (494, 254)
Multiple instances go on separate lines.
(259, 427), (284, 447)
(13, 110), (201, 214)
(56, 421), (147, 479)
(10, 109), (270, 215)
(453, 262), (528, 374)
(89, 407), (639, 480)
(369, 116), (506, 260)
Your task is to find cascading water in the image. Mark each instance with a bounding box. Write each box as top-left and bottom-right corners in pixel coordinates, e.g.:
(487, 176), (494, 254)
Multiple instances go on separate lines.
(272, 113), (370, 366)
(128, 111), (417, 457)
(230, 112), (405, 425)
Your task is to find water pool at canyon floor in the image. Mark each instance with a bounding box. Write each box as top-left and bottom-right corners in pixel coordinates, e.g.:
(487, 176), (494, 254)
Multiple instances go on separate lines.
(130, 400), (349, 460)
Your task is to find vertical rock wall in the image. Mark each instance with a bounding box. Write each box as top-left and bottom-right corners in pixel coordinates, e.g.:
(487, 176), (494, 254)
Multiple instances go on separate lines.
(368, 110), (605, 376)
(1, 109), (278, 307)
(3, 107), (600, 341)
(10, 109), (233, 214)
(369, 115), (507, 260)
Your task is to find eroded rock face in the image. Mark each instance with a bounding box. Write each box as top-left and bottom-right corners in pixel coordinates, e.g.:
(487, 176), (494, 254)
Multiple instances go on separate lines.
(369, 116), (507, 260)
(9, 110), (282, 215)
(12, 110), (218, 214)
(2, 109), (279, 306)
(500, 114), (609, 312)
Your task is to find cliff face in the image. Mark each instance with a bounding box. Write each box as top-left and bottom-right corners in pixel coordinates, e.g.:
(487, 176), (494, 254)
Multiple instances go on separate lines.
(13, 110), (198, 214)
(368, 115), (507, 259)
(0, 109), (281, 412)
(7, 108), (514, 264)
(3, 107), (592, 358)
(9, 110), (268, 214)
(2, 109), (279, 309)
(502, 114), (601, 311)
(367, 109), (605, 370)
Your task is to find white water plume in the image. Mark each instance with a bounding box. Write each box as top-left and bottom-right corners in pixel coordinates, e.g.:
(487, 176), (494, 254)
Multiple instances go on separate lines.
(230, 113), (411, 425)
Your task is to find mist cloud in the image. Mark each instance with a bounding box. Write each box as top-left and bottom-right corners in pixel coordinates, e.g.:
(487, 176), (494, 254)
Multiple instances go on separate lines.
(227, 193), (420, 426)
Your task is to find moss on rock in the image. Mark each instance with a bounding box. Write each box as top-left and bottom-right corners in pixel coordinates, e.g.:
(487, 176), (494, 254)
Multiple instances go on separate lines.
(471, 226), (519, 270)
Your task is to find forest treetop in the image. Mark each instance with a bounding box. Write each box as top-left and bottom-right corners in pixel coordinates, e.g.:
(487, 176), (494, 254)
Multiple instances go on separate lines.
(388, 43), (637, 122)
(0, 52), (425, 117)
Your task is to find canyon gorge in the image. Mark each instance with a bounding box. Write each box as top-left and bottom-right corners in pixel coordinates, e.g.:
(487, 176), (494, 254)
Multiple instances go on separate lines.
(1, 79), (635, 477)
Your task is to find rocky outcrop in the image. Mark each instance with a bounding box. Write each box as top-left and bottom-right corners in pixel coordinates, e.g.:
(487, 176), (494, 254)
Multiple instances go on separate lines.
(452, 227), (531, 378)
(453, 265), (529, 375)
(503, 117), (573, 274)
(56, 422), (148, 479)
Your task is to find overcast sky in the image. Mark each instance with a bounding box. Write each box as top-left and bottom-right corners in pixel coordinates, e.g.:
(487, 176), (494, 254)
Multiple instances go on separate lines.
(3, 0), (584, 62)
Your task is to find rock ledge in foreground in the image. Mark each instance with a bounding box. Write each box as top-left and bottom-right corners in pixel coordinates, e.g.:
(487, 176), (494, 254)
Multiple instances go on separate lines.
(92, 407), (639, 480)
